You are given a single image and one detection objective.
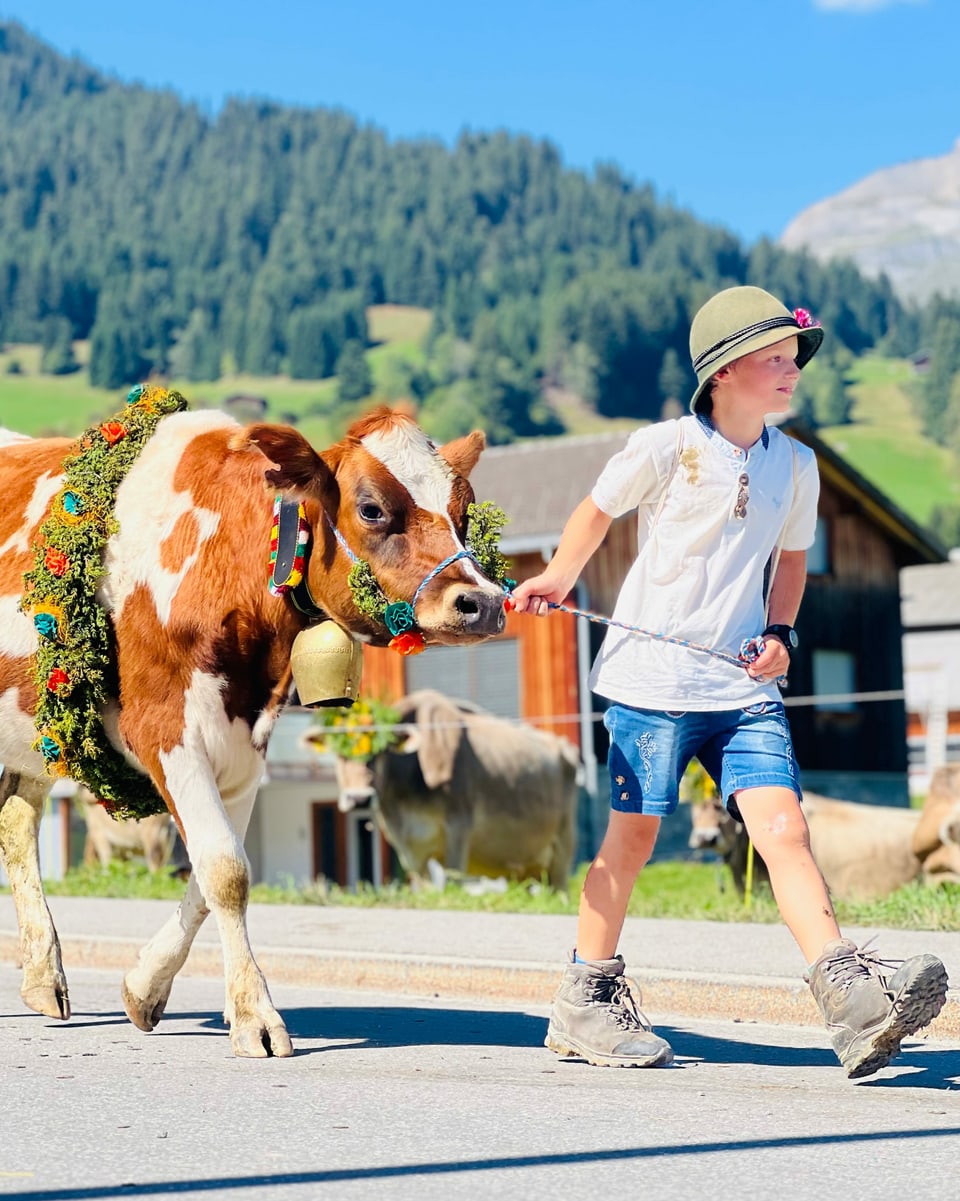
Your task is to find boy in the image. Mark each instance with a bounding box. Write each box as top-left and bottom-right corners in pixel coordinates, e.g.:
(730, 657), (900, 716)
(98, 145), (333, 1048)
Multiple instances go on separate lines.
(511, 285), (948, 1079)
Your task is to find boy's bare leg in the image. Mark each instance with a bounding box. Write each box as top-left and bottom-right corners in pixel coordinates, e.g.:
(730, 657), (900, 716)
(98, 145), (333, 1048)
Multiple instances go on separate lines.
(733, 785), (839, 962)
(576, 810), (660, 960)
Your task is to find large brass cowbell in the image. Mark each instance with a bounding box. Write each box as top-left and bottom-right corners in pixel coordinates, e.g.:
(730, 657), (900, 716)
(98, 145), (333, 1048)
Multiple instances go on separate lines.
(290, 621), (363, 707)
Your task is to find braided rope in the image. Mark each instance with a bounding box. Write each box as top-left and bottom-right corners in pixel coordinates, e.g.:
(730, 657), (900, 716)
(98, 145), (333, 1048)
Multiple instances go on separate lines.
(509, 593), (784, 683)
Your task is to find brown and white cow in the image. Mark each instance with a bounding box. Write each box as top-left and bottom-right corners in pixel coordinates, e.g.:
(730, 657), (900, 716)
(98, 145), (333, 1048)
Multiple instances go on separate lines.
(305, 690), (580, 891)
(0, 404), (506, 1056)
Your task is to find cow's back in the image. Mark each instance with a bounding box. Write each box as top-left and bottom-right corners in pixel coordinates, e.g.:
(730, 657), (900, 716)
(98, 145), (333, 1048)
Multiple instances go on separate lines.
(805, 793), (921, 900)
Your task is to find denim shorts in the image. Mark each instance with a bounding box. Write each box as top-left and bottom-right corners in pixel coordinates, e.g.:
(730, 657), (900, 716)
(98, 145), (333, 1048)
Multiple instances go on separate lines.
(604, 702), (801, 817)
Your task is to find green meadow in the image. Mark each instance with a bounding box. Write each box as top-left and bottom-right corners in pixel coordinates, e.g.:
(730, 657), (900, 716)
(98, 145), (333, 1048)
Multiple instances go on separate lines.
(0, 304), (434, 447)
(816, 355), (960, 527)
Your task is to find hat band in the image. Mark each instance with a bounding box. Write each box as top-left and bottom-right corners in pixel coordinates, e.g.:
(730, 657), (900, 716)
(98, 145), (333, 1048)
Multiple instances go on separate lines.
(693, 316), (801, 374)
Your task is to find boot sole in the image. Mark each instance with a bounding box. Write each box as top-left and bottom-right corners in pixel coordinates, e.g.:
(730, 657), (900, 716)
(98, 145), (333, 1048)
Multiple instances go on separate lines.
(545, 1028), (674, 1068)
(843, 958), (949, 1080)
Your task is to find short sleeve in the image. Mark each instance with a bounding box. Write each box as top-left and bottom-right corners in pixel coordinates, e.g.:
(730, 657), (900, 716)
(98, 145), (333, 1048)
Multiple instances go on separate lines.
(780, 442), (820, 551)
(590, 421), (680, 519)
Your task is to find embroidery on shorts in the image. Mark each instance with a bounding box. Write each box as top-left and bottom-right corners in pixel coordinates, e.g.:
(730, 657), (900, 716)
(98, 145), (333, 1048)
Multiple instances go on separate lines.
(636, 732), (657, 790)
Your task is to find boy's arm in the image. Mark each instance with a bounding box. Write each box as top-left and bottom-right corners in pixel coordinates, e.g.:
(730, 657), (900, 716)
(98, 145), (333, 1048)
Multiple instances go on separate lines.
(765, 549), (807, 628)
(511, 497), (613, 616)
(747, 549), (807, 680)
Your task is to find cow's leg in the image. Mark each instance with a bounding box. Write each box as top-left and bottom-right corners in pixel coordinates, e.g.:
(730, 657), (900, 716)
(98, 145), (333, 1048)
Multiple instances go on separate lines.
(122, 772), (291, 1058)
(0, 773), (70, 1020)
(547, 806), (576, 893)
(121, 870), (210, 1033)
(444, 815), (472, 876)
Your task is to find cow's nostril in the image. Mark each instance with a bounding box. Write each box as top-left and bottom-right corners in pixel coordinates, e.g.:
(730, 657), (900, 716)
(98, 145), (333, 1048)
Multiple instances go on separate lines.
(455, 594), (480, 618)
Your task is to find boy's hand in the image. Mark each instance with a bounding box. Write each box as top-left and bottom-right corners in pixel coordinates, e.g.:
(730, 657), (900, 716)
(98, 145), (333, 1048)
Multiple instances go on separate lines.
(746, 635), (790, 682)
(510, 572), (571, 617)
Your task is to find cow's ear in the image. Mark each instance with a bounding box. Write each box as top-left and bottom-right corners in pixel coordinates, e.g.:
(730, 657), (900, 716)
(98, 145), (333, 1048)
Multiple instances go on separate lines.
(438, 430), (485, 480)
(412, 692), (462, 789)
(243, 424), (337, 502)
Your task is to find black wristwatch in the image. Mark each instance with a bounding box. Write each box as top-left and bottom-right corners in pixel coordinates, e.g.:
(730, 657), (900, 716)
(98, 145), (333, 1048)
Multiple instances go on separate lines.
(763, 624), (799, 654)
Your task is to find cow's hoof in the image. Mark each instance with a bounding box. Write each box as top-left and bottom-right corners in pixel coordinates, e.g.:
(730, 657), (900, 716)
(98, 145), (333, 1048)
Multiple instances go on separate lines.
(230, 1020), (294, 1059)
(121, 979), (169, 1032)
(22, 981), (70, 1021)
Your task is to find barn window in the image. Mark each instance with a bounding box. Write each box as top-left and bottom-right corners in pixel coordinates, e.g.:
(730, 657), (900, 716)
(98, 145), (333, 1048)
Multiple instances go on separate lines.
(812, 648), (857, 712)
(405, 637), (520, 719)
(807, 518), (830, 575)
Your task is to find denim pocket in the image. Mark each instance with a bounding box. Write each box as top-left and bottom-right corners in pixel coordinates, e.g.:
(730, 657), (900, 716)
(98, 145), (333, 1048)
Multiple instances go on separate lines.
(743, 701), (778, 716)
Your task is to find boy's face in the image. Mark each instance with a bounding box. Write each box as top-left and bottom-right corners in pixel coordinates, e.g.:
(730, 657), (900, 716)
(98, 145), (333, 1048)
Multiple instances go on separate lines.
(713, 335), (801, 415)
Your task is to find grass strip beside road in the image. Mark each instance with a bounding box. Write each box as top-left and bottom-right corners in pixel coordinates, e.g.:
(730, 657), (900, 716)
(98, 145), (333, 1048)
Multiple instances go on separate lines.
(19, 858), (960, 932)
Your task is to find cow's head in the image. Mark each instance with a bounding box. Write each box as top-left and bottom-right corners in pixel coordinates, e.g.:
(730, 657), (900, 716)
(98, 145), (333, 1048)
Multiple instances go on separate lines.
(687, 797), (740, 856)
(244, 408), (507, 648)
(301, 690), (467, 811)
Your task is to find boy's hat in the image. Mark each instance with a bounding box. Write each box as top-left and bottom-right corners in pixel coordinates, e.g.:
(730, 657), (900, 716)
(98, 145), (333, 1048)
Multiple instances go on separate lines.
(689, 285), (824, 413)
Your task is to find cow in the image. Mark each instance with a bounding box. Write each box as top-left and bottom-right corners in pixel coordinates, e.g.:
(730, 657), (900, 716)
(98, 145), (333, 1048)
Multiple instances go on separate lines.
(77, 786), (177, 873)
(688, 791), (923, 901)
(912, 764), (960, 884)
(305, 690), (580, 891)
(0, 396), (507, 1056)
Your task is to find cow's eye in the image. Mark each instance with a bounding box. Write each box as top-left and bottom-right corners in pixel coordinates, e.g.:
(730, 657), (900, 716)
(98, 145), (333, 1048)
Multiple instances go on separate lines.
(359, 502), (386, 524)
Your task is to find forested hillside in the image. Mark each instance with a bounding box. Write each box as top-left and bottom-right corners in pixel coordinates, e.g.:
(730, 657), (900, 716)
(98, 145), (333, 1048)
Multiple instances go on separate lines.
(1, 18), (957, 476)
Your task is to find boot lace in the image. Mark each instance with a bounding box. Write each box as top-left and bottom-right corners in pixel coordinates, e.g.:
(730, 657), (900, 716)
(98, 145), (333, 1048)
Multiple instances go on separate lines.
(823, 938), (900, 993)
(584, 973), (654, 1032)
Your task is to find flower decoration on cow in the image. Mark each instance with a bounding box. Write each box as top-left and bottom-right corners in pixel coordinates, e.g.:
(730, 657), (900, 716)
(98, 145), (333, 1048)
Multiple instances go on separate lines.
(308, 696), (403, 762)
(20, 384), (189, 816)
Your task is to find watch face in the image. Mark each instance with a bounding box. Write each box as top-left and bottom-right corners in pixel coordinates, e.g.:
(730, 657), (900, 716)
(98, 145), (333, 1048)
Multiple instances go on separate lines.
(787, 628), (799, 649)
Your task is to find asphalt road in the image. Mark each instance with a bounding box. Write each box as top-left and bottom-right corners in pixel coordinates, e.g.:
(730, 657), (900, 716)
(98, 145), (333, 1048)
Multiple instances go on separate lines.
(2, 963), (960, 1201)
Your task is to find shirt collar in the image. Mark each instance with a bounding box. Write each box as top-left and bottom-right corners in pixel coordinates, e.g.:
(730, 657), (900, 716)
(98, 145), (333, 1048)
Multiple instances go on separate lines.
(695, 413), (769, 453)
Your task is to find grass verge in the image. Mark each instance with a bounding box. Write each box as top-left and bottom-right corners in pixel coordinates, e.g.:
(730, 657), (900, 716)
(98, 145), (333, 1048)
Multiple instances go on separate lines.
(25, 858), (960, 932)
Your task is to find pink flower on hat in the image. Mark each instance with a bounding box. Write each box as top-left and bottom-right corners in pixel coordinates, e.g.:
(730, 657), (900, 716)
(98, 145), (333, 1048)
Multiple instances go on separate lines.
(793, 307), (820, 330)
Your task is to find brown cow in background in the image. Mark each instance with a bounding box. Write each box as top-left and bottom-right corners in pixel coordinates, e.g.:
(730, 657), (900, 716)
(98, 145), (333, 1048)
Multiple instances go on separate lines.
(912, 764), (960, 884)
(305, 690), (580, 891)
(689, 791), (923, 901)
(77, 787), (177, 872)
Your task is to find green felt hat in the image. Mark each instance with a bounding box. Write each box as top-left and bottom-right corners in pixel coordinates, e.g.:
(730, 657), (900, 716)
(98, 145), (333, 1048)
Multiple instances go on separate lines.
(689, 286), (824, 413)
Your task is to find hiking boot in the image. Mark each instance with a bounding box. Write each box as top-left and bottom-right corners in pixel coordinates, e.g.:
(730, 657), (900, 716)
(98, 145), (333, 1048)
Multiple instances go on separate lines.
(544, 951), (674, 1068)
(805, 938), (949, 1079)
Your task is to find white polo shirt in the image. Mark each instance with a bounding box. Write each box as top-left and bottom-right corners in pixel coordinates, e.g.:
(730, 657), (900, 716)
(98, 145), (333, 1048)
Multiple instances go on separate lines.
(588, 415), (820, 711)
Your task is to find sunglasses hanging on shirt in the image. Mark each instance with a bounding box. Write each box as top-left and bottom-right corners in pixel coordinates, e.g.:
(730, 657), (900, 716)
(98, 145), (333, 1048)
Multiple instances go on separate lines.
(733, 472), (749, 520)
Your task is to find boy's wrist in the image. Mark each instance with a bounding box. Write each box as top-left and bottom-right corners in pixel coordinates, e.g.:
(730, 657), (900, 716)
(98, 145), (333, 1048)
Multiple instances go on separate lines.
(763, 623), (798, 653)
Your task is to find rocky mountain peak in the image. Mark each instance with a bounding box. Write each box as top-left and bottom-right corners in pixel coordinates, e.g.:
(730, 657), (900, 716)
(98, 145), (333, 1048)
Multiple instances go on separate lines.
(780, 138), (960, 303)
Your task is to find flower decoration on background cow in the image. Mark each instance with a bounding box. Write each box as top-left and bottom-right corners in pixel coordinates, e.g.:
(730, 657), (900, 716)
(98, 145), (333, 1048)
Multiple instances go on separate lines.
(309, 696), (403, 763)
(0, 390), (510, 1058)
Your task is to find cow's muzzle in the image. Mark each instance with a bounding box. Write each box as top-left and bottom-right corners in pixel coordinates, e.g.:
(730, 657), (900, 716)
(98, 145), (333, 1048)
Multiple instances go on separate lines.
(454, 587), (506, 635)
(338, 788), (376, 813)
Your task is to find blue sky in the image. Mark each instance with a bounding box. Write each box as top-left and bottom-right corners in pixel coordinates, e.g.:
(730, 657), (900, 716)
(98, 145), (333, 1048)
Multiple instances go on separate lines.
(5, 0), (958, 245)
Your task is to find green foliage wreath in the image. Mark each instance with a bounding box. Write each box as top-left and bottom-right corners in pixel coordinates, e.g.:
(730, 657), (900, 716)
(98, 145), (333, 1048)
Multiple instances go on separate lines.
(20, 385), (188, 819)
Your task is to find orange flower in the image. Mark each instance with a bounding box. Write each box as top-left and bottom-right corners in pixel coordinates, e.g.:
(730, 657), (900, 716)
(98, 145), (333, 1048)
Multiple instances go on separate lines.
(100, 421), (127, 445)
(389, 631), (426, 656)
(44, 547), (69, 577)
